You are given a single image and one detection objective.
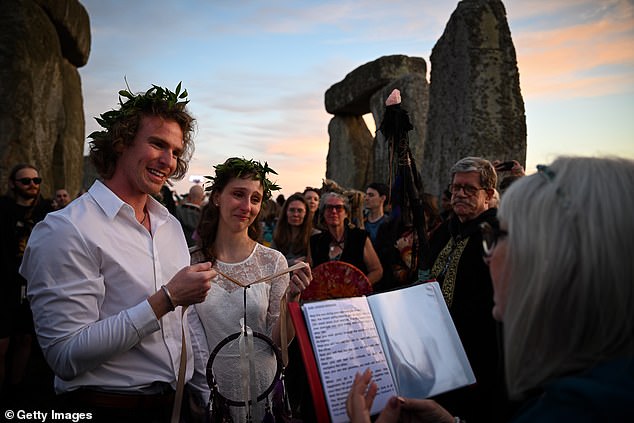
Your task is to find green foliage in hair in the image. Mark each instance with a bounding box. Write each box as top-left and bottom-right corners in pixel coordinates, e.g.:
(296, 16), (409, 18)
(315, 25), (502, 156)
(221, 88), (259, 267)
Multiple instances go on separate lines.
(205, 157), (281, 200)
(88, 79), (189, 140)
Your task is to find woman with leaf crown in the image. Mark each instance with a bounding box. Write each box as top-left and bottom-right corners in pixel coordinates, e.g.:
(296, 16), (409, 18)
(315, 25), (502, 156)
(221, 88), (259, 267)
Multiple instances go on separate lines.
(186, 157), (311, 422)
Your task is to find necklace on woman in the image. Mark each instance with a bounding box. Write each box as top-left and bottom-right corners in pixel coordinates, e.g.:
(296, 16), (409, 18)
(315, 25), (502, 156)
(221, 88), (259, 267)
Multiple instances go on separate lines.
(140, 209), (147, 225)
(328, 231), (345, 260)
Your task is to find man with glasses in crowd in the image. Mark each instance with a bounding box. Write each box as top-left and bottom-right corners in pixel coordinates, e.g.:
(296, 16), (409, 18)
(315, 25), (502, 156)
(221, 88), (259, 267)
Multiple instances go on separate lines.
(422, 156), (509, 423)
(0, 163), (52, 405)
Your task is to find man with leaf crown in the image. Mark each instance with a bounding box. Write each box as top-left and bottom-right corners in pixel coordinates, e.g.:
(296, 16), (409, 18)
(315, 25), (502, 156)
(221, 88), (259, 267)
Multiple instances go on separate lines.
(20, 82), (216, 422)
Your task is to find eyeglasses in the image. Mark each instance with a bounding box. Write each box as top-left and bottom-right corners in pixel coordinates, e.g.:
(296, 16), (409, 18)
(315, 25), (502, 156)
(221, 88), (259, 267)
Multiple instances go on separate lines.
(288, 207), (306, 215)
(449, 184), (486, 196)
(15, 177), (42, 185)
(479, 221), (507, 257)
(325, 204), (344, 212)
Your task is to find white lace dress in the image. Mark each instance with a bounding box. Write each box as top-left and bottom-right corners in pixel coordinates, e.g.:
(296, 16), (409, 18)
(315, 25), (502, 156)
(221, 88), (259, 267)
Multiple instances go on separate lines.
(188, 243), (290, 422)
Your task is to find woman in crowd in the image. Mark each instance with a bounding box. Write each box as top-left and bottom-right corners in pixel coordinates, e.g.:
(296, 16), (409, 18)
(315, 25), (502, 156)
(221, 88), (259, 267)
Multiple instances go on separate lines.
(303, 186), (320, 217)
(271, 192), (320, 419)
(271, 193), (316, 265)
(310, 191), (382, 284)
(186, 157), (311, 422)
(347, 156), (634, 422)
(303, 186), (321, 231)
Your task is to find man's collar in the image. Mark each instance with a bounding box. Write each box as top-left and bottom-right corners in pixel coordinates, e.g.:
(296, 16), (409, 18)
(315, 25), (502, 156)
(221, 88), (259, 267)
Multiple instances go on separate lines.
(88, 180), (171, 223)
(449, 208), (497, 239)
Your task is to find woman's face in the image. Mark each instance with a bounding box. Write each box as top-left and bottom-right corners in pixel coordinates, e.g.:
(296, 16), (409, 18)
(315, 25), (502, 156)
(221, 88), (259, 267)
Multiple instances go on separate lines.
(485, 220), (510, 322)
(286, 200), (307, 227)
(214, 177), (263, 234)
(304, 190), (320, 213)
(323, 197), (347, 229)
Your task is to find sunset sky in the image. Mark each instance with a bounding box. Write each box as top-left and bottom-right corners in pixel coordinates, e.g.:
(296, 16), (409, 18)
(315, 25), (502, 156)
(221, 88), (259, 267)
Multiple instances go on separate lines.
(78, 0), (634, 196)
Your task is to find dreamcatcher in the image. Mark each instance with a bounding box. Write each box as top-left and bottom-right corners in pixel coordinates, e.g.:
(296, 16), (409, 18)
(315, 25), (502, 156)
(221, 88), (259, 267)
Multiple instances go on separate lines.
(204, 263), (306, 423)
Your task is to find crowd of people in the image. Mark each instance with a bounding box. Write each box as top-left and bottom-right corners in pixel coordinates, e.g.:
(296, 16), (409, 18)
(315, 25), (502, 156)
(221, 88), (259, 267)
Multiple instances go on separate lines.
(1, 82), (632, 423)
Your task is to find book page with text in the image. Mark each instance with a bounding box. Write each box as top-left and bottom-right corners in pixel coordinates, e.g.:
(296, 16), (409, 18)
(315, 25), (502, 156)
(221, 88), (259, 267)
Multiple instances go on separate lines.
(302, 297), (397, 423)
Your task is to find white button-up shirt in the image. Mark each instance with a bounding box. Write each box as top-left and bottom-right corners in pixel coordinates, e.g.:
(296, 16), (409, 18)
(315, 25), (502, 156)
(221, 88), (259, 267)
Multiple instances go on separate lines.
(20, 180), (193, 394)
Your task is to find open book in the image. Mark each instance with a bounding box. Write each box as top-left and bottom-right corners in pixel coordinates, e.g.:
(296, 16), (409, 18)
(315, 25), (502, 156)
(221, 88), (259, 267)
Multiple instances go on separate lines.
(289, 281), (475, 423)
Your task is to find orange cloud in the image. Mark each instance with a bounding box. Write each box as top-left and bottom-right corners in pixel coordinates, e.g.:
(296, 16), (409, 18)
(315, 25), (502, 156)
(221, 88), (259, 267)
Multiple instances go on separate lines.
(514, 11), (634, 99)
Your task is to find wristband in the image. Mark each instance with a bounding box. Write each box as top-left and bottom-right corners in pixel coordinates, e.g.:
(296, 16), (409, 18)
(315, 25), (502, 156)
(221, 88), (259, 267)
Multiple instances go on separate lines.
(161, 285), (176, 311)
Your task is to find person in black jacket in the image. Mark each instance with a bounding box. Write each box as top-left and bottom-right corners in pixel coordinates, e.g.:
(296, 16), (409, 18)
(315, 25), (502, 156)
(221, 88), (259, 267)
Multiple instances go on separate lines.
(309, 191), (382, 285)
(422, 156), (507, 423)
(0, 163), (52, 403)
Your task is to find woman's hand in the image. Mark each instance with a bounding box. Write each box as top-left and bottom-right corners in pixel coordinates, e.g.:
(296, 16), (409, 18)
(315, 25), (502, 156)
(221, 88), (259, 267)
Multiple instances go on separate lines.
(347, 368), (381, 423)
(287, 261), (312, 302)
(346, 368), (455, 423)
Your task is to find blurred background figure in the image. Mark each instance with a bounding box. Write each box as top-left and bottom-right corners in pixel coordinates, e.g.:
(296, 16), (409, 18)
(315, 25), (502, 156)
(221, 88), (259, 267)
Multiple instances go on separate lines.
(275, 193), (286, 209)
(421, 192), (442, 238)
(0, 163), (52, 406)
(271, 193), (315, 265)
(53, 188), (71, 210)
(158, 183), (177, 215)
(303, 187), (320, 216)
(364, 182), (389, 245)
(439, 188), (453, 222)
(175, 184), (205, 247)
(259, 198), (280, 247)
(363, 182), (399, 293)
(303, 186), (321, 229)
(493, 159), (525, 196)
(345, 189), (366, 230)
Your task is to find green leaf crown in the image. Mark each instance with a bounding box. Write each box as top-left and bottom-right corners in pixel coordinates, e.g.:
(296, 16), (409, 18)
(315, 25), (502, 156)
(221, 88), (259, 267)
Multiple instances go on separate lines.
(205, 157), (281, 200)
(88, 81), (189, 140)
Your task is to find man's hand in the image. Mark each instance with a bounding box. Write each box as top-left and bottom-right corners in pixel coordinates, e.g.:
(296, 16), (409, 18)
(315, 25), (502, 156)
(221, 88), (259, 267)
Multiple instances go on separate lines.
(150, 262), (215, 317)
(165, 261), (216, 306)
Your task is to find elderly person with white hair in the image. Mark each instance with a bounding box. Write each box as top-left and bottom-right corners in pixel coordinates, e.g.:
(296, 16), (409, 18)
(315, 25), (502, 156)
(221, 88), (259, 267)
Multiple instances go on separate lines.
(347, 156), (634, 423)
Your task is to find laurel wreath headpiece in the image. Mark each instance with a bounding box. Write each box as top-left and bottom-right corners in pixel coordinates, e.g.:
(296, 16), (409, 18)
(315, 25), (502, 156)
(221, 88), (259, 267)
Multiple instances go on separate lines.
(88, 81), (189, 140)
(205, 157), (281, 200)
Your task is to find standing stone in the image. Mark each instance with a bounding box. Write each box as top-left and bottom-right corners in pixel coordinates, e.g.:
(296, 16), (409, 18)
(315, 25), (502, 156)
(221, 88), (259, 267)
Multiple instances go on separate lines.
(326, 115), (373, 189)
(423, 0), (526, 196)
(0, 0), (90, 198)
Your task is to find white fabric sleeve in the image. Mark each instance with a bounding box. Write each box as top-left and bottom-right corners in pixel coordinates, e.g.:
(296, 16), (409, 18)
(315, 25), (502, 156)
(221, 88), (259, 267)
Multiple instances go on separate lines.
(21, 214), (161, 380)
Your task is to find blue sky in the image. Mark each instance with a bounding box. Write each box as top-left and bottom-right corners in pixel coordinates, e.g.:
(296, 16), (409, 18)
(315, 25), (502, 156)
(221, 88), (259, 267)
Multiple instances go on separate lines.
(78, 0), (634, 196)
